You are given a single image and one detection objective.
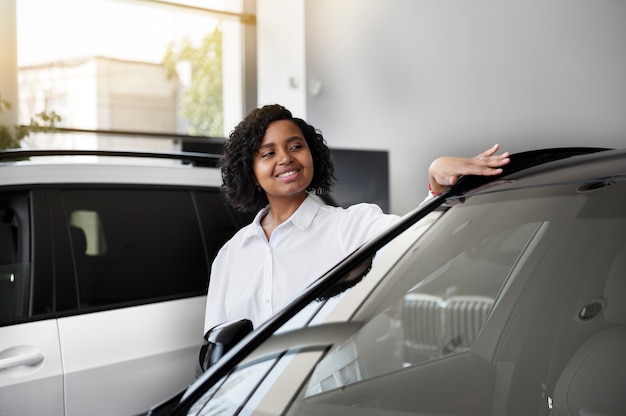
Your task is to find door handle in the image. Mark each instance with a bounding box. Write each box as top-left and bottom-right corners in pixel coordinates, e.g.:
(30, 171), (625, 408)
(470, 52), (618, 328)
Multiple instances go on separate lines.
(0, 349), (45, 370)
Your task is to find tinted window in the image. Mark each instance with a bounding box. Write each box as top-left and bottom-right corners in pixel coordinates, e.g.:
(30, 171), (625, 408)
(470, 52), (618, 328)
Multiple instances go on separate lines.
(59, 188), (232, 308)
(0, 193), (31, 323)
(194, 190), (252, 264)
(304, 221), (543, 395)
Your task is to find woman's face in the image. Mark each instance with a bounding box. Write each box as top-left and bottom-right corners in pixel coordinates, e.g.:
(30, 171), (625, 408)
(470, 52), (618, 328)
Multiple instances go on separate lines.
(253, 119), (314, 203)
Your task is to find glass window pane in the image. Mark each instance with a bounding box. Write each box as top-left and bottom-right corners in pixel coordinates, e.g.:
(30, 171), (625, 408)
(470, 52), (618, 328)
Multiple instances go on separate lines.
(191, 358), (278, 415)
(303, 221), (543, 397)
(61, 188), (209, 307)
(17, 0), (244, 138)
(0, 194), (31, 322)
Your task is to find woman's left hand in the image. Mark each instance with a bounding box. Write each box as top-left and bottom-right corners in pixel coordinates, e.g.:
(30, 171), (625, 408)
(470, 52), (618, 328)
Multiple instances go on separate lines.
(428, 144), (510, 195)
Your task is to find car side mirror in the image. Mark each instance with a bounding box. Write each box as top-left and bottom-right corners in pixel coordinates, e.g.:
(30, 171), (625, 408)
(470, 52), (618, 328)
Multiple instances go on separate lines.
(197, 318), (253, 376)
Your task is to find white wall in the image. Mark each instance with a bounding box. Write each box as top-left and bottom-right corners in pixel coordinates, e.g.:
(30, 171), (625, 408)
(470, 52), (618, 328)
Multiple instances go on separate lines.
(256, 0), (307, 118)
(258, 0), (626, 214)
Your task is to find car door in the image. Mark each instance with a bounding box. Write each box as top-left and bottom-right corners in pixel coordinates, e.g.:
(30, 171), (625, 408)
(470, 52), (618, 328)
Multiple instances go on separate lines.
(0, 322), (64, 416)
(47, 186), (238, 416)
(0, 191), (64, 416)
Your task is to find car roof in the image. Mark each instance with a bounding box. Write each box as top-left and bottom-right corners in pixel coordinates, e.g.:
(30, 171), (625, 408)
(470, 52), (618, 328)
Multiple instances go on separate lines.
(0, 149), (223, 187)
(449, 147), (620, 197)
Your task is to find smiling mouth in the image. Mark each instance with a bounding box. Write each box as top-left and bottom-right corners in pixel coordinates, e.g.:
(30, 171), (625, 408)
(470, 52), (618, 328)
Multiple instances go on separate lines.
(276, 170), (299, 178)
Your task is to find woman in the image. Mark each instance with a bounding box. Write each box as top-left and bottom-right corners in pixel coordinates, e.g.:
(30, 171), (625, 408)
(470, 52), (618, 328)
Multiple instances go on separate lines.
(204, 104), (509, 333)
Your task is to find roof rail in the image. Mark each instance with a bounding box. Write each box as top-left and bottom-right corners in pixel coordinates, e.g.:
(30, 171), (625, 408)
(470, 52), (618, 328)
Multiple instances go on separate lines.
(0, 149), (222, 167)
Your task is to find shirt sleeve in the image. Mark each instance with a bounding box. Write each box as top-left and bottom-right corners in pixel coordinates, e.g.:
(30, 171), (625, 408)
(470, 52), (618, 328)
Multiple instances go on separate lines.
(203, 243), (230, 335)
(338, 203), (401, 255)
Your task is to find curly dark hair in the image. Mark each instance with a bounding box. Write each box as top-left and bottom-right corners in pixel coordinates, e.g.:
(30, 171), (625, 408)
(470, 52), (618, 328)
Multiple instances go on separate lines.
(219, 104), (335, 212)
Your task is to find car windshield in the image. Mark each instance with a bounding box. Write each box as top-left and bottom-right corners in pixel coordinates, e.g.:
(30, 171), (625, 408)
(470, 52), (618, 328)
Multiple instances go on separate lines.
(186, 174), (626, 416)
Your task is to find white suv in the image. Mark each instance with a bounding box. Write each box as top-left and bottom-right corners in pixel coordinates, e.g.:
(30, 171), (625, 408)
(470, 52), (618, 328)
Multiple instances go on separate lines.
(0, 149), (249, 416)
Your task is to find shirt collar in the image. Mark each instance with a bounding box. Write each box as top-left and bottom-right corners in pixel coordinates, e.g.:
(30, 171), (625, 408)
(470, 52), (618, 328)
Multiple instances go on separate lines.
(241, 195), (322, 243)
(290, 194), (321, 230)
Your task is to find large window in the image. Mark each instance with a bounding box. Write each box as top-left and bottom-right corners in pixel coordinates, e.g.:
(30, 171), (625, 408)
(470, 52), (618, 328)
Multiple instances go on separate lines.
(13, 0), (253, 144)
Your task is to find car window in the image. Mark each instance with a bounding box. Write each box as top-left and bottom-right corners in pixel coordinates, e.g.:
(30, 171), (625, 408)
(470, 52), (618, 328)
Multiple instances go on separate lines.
(304, 220), (544, 395)
(275, 211), (445, 334)
(0, 193), (31, 323)
(188, 349), (325, 416)
(69, 210), (106, 256)
(194, 190), (252, 264)
(58, 188), (232, 309)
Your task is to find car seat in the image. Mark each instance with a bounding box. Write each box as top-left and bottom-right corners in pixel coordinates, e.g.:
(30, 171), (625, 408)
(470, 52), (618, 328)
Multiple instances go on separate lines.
(551, 246), (626, 416)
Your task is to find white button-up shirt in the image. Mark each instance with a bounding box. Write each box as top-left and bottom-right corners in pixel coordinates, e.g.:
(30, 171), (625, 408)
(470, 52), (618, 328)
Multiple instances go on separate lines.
(204, 195), (400, 332)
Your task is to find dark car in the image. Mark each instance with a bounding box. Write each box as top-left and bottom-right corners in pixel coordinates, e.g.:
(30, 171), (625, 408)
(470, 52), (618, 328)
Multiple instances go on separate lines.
(144, 147), (626, 416)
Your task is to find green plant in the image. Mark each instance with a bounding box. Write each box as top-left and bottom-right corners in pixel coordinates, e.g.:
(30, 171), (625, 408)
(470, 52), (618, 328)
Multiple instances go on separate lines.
(163, 26), (223, 137)
(0, 93), (62, 150)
